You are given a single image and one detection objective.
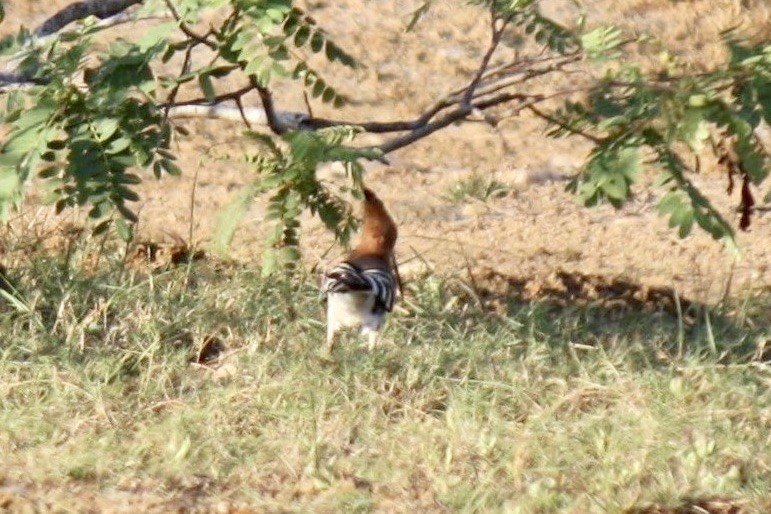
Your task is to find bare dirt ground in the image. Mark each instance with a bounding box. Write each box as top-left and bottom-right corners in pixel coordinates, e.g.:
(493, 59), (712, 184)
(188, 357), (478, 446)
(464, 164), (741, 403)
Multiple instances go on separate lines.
(0, 1), (770, 509)
(5, 0), (769, 308)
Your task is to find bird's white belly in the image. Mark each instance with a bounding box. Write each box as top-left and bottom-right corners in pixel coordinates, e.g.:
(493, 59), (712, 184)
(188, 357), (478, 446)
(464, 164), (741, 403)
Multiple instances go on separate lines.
(327, 291), (383, 332)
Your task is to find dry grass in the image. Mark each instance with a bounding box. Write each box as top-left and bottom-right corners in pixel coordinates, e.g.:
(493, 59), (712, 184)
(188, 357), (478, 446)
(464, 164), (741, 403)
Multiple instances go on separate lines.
(0, 235), (769, 512)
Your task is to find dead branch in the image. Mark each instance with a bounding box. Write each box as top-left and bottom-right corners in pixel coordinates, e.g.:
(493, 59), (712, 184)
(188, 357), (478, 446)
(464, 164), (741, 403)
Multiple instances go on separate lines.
(37, 0), (144, 37)
(162, 49), (585, 157)
(168, 105), (308, 128)
(0, 73), (49, 88)
(462, 8), (511, 107)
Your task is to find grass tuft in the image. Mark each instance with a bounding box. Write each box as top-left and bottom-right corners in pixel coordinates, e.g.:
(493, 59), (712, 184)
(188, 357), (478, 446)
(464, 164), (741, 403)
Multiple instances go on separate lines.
(443, 175), (509, 203)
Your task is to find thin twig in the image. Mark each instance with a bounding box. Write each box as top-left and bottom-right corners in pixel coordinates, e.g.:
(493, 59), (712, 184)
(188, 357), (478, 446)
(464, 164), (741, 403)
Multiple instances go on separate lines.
(188, 166), (199, 250)
(526, 104), (603, 144)
(303, 91), (314, 118)
(376, 105), (473, 154)
(391, 254), (405, 300)
(161, 82), (253, 110)
(462, 10), (509, 107)
(163, 0), (217, 49)
(234, 96), (253, 130)
(161, 35), (197, 132)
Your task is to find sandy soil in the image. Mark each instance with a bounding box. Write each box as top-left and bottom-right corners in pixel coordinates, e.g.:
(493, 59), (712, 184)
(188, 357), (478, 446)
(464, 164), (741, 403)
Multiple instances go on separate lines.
(6, 0), (768, 305)
(191, 0), (771, 307)
(3, 4), (771, 294)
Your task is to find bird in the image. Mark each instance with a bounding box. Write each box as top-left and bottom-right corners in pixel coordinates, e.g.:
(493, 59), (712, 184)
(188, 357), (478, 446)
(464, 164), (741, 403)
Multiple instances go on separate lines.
(322, 187), (398, 350)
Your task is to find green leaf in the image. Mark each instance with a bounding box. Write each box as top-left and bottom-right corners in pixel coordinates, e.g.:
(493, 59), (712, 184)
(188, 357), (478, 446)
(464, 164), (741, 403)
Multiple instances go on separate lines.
(138, 21), (177, 52)
(116, 203), (138, 223)
(4, 128), (42, 154)
(279, 245), (300, 264)
(679, 109), (710, 152)
(614, 147), (642, 182)
(406, 1), (432, 32)
(294, 25), (310, 46)
(243, 55), (265, 75)
(114, 217), (133, 241)
(658, 191), (683, 215)
(310, 32), (324, 53)
(13, 105), (54, 131)
(261, 248), (279, 277)
(756, 76), (771, 125)
(688, 94), (707, 107)
(199, 73), (216, 102)
(93, 118), (120, 142)
(265, 7), (288, 23)
(92, 219), (111, 235)
(37, 165), (60, 179)
(115, 185), (140, 202)
(677, 209), (694, 238)
(581, 25), (622, 61)
(324, 41), (357, 68)
(159, 159), (182, 176)
(213, 181), (261, 257)
(106, 137), (132, 155)
(312, 79), (325, 98)
(268, 44), (289, 61)
(601, 176), (626, 200)
(321, 87), (335, 103)
(0, 168), (20, 200)
(282, 14), (299, 35)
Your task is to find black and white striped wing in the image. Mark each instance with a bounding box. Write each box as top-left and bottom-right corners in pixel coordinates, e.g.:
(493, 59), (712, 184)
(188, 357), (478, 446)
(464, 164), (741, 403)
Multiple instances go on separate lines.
(323, 262), (396, 312)
(361, 268), (396, 312)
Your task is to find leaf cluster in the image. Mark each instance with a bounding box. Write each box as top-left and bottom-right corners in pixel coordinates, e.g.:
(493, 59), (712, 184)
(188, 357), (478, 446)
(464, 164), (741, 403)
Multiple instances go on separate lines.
(0, 0), (359, 246)
(0, 22), (176, 239)
(215, 127), (381, 275)
(558, 35), (771, 246)
(211, 0), (355, 105)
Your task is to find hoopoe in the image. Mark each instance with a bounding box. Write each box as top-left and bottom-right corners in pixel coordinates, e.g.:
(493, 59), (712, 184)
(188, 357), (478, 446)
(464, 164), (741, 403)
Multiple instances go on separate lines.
(322, 187), (398, 350)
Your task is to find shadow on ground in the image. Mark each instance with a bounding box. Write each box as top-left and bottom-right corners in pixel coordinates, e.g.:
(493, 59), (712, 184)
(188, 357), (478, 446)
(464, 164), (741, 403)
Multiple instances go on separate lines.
(429, 267), (771, 363)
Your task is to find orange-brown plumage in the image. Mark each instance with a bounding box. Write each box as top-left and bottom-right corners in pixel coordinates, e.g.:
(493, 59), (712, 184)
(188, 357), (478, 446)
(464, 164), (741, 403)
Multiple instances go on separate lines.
(322, 187), (398, 350)
(349, 188), (398, 263)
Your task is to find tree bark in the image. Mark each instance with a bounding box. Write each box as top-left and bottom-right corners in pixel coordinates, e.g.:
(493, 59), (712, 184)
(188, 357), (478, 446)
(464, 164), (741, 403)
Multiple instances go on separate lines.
(36, 0), (144, 36)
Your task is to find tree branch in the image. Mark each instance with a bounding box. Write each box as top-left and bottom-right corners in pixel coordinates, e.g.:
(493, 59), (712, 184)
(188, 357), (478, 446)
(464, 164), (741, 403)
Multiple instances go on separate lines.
(251, 78), (290, 135)
(36, 0), (144, 37)
(3, 0), (594, 160)
(168, 105), (308, 128)
(377, 106), (473, 155)
(462, 10), (509, 107)
(163, 0), (217, 49)
(376, 92), (542, 154)
(0, 72), (49, 88)
(160, 48), (586, 158)
(526, 104), (604, 144)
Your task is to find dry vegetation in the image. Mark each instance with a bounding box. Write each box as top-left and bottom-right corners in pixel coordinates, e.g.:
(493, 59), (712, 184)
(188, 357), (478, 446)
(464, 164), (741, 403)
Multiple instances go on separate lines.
(1, 249), (770, 513)
(1, 0), (770, 513)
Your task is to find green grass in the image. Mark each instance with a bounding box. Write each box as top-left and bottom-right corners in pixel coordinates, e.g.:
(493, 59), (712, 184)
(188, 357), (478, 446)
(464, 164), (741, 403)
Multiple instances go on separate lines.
(444, 175), (509, 203)
(0, 250), (769, 513)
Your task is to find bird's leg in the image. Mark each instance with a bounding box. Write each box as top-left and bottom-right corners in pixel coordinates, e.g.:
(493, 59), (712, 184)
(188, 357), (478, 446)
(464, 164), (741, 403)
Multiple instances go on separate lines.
(326, 310), (340, 351)
(365, 329), (379, 351)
